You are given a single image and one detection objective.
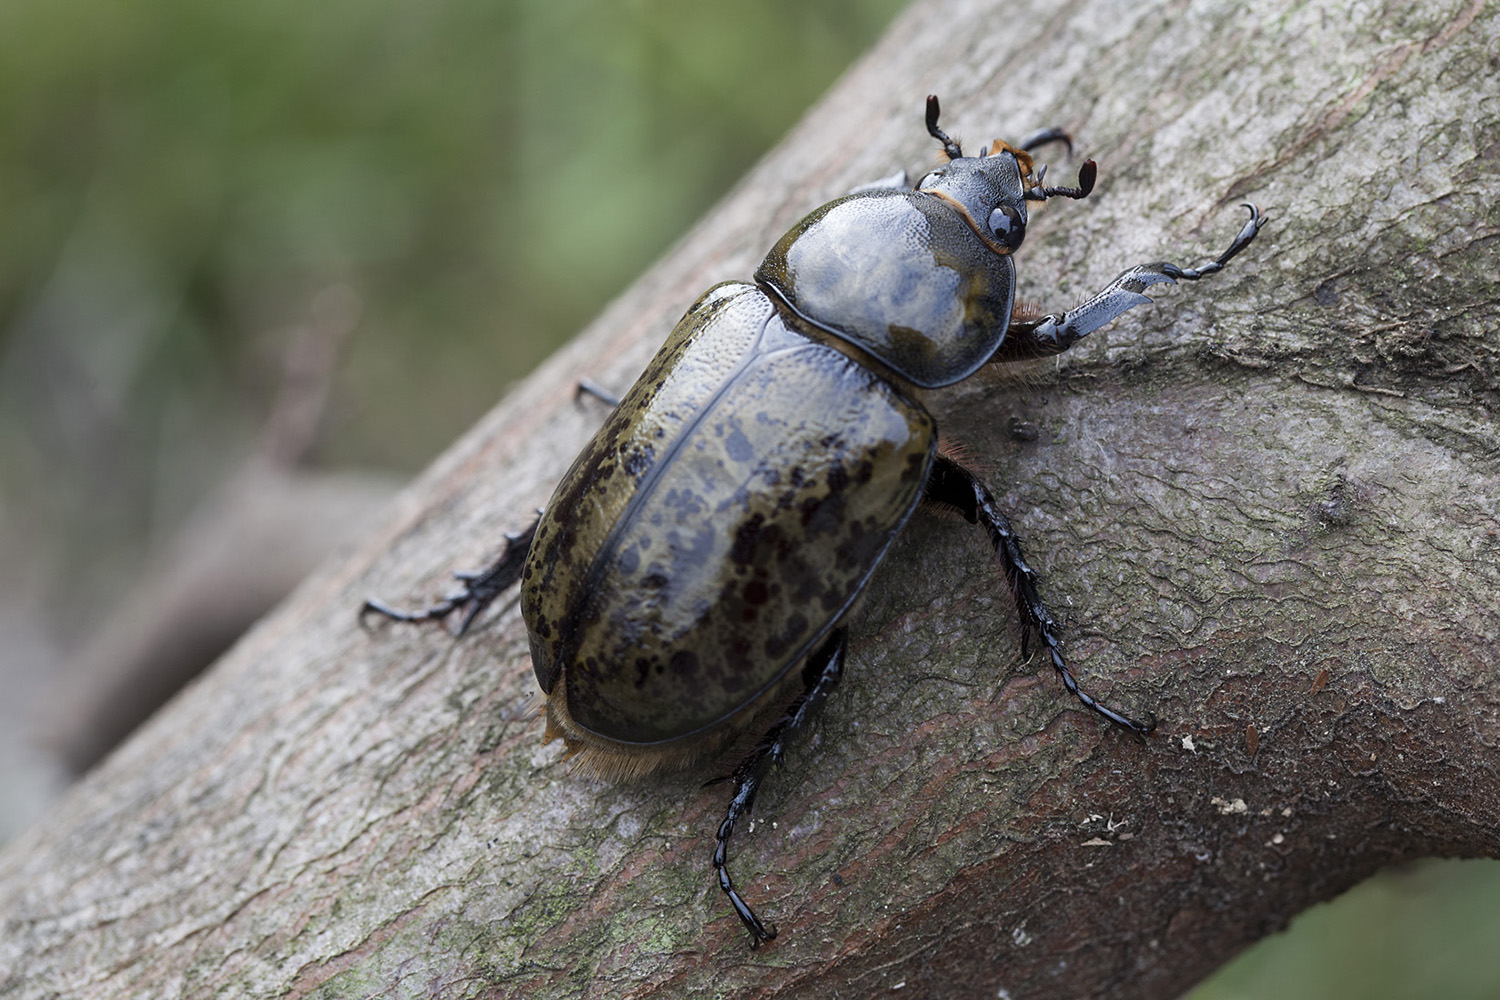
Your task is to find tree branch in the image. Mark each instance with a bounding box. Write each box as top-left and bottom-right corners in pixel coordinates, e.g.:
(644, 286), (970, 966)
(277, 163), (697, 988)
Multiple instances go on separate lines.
(3, 0), (1497, 997)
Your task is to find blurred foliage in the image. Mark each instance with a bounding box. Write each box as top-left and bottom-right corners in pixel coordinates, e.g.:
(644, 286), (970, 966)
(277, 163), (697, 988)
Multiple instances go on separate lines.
(1185, 858), (1500, 1000)
(0, 0), (904, 616)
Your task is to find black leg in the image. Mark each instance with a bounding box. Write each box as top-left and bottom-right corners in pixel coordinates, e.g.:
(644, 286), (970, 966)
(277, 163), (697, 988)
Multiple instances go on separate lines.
(990, 204), (1265, 363)
(712, 629), (847, 946)
(575, 379), (622, 408)
(359, 516), (539, 635)
(923, 455), (1155, 734)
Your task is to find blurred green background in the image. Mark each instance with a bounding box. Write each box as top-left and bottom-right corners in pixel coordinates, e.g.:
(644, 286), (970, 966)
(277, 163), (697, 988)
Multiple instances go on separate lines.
(0, 0), (1496, 996)
(0, 0), (909, 623)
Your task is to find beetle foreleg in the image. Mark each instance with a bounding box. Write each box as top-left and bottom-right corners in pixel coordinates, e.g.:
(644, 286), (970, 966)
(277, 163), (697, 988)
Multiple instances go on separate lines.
(989, 204), (1265, 363)
(923, 455), (1155, 735)
(712, 629), (847, 947)
(359, 516), (539, 635)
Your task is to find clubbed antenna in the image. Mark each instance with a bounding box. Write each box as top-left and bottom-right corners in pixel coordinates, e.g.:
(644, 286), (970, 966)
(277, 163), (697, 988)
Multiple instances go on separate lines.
(1026, 159), (1097, 201)
(925, 94), (964, 161)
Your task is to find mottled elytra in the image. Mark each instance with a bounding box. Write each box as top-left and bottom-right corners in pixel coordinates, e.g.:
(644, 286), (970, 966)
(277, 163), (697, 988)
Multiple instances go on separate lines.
(362, 94), (1265, 946)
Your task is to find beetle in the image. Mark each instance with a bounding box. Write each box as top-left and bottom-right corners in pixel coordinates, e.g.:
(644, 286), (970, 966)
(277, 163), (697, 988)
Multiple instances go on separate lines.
(363, 95), (1264, 946)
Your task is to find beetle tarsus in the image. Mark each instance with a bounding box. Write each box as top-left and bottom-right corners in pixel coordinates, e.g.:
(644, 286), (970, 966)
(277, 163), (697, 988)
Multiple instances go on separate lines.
(1158, 204), (1265, 280)
(359, 517), (539, 635)
(923, 456), (1155, 735)
(713, 630), (847, 945)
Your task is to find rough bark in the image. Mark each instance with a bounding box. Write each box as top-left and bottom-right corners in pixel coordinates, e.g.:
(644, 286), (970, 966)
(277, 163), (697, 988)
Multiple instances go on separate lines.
(2, 0), (1497, 997)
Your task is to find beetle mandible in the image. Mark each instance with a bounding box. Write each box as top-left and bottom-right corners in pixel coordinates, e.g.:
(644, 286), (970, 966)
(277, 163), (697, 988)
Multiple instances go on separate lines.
(364, 95), (1265, 946)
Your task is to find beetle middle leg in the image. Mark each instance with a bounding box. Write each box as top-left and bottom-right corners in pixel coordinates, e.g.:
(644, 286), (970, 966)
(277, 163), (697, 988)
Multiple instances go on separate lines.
(923, 454), (1155, 734)
(990, 204), (1265, 363)
(359, 517), (539, 635)
(575, 378), (622, 408)
(712, 629), (847, 946)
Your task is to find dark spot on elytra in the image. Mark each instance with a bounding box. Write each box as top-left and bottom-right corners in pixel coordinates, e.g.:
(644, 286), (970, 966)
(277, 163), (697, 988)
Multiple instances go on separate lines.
(834, 516), (885, 571)
(765, 613), (809, 660)
(670, 649), (700, 677)
(669, 524), (716, 567)
(623, 445), (655, 478)
(819, 583), (845, 613)
(801, 491), (847, 536)
(725, 425), (754, 463)
(662, 487), (708, 518)
(731, 514), (782, 566)
(743, 580), (769, 605)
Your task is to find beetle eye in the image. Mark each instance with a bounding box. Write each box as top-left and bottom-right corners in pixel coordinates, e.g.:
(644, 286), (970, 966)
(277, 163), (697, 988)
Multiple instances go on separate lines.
(988, 204), (1026, 250)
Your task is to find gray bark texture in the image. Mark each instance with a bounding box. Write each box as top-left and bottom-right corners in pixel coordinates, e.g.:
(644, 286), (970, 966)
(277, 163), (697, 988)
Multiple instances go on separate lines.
(3, 0), (1497, 997)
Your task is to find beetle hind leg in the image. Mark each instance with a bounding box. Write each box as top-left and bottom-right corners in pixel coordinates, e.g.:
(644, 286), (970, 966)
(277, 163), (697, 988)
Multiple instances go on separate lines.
(712, 629), (847, 947)
(359, 516), (539, 636)
(923, 455), (1155, 735)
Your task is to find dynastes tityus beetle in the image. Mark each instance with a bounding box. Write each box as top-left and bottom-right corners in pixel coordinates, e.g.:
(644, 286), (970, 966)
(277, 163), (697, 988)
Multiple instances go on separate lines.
(365, 95), (1264, 946)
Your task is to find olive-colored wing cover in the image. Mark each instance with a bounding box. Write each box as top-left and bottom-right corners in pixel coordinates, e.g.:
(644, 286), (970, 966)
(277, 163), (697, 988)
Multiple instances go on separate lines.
(522, 282), (936, 745)
(755, 191), (1015, 389)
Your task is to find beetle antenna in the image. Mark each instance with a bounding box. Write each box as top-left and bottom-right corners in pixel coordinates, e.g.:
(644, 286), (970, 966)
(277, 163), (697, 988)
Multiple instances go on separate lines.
(925, 95), (964, 161)
(1026, 158), (1097, 201)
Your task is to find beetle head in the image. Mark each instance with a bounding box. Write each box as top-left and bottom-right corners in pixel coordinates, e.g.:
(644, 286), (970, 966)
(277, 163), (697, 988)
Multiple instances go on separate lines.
(916, 95), (1096, 254)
